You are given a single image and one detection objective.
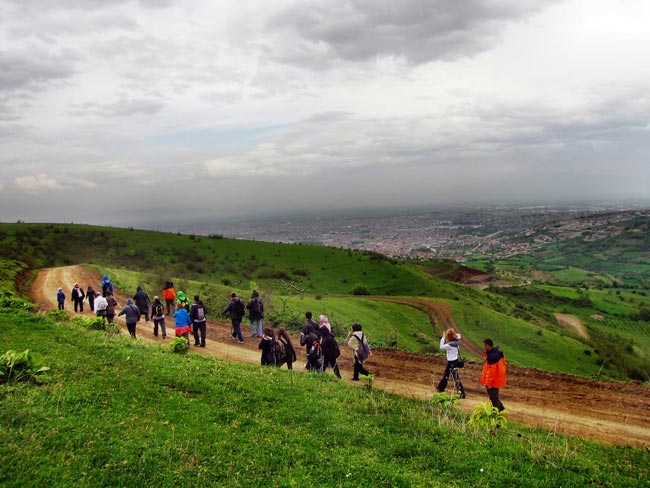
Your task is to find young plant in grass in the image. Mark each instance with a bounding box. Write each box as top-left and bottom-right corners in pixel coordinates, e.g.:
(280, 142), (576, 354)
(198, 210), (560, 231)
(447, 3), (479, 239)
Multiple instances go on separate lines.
(469, 401), (509, 435)
(0, 349), (50, 384)
(169, 336), (190, 354)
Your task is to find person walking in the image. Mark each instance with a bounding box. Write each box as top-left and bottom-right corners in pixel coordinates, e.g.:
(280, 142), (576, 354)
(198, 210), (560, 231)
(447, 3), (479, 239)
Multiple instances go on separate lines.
(151, 296), (167, 339)
(175, 290), (190, 312)
(105, 291), (119, 324)
(277, 327), (297, 370)
(56, 288), (65, 310)
(258, 327), (277, 366)
(86, 285), (96, 312)
(347, 323), (371, 381)
(480, 338), (507, 412)
(190, 295), (208, 347)
(71, 283), (85, 313)
(302, 311), (319, 335)
(300, 323), (322, 372)
(100, 275), (114, 298)
(133, 286), (150, 322)
(118, 298), (141, 338)
(94, 292), (108, 323)
(173, 306), (193, 346)
(246, 290), (264, 338)
(162, 281), (176, 315)
(222, 292), (245, 343)
(319, 318), (341, 378)
(436, 329), (466, 398)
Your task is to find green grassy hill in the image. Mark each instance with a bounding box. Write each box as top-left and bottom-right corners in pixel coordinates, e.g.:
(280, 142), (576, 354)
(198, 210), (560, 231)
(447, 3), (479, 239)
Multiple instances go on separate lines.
(1, 223), (649, 381)
(1, 298), (647, 487)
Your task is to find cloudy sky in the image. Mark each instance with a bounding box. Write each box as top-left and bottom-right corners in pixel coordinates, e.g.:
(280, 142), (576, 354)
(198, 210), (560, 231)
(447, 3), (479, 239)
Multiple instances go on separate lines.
(1, 0), (649, 226)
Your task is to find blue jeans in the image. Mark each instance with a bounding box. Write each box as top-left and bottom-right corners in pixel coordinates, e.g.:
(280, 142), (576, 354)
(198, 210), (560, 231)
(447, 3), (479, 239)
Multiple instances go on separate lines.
(250, 319), (262, 337)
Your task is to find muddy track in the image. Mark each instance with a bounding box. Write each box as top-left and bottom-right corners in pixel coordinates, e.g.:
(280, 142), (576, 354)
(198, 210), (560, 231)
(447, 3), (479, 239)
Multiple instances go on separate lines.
(30, 266), (650, 448)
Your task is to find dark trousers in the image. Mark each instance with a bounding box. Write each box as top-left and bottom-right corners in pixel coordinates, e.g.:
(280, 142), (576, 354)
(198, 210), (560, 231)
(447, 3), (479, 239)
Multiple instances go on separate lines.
(353, 357), (370, 380)
(230, 319), (243, 342)
(126, 322), (137, 338)
(73, 298), (84, 312)
(88, 297), (94, 312)
(193, 320), (206, 346)
(153, 318), (166, 337)
(486, 387), (505, 411)
(437, 361), (466, 398)
(322, 357), (341, 378)
(58, 302), (64, 310)
(165, 299), (174, 315)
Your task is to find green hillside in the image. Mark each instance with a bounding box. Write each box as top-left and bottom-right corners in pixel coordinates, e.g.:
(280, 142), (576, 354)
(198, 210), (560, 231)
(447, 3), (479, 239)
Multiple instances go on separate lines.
(1, 296), (647, 487)
(1, 223), (649, 381)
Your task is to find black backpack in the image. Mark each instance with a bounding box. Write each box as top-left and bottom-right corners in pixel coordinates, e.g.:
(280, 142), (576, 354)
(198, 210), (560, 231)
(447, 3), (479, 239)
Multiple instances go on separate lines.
(153, 303), (164, 317)
(271, 339), (285, 367)
(308, 340), (322, 360)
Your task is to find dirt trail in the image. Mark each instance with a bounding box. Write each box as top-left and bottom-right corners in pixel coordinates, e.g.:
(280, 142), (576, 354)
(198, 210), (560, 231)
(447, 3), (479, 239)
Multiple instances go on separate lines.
(30, 266), (650, 448)
(555, 313), (590, 341)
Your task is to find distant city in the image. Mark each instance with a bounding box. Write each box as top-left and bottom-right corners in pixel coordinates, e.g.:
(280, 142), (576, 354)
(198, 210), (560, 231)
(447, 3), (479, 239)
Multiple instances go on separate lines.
(167, 202), (650, 262)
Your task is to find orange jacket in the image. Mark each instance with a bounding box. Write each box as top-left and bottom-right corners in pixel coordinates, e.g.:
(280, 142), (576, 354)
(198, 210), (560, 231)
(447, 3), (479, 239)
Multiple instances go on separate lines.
(480, 347), (507, 389)
(163, 287), (176, 300)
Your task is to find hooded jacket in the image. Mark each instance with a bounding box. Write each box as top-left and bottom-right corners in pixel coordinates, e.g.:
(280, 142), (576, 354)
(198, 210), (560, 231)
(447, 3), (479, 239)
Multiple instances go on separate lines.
(176, 291), (190, 310)
(480, 346), (507, 389)
(133, 286), (150, 312)
(246, 291), (264, 321)
(118, 298), (141, 325)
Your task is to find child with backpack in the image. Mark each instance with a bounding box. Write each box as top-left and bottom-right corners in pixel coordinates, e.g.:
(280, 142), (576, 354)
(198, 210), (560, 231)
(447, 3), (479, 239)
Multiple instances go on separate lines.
(319, 316), (341, 378)
(300, 323), (322, 372)
(277, 327), (297, 370)
(347, 323), (371, 381)
(151, 296), (167, 339)
(259, 327), (280, 366)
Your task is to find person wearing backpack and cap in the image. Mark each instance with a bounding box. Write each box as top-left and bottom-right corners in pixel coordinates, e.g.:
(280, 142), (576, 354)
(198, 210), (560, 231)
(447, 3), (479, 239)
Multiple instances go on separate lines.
(190, 294), (208, 347)
(175, 290), (190, 312)
(347, 323), (371, 381)
(100, 275), (114, 297)
(246, 290), (264, 338)
(151, 296), (167, 339)
(71, 283), (85, 313)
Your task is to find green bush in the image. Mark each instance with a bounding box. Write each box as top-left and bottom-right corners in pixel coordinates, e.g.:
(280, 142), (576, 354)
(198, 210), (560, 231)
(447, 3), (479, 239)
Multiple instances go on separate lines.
(169, 337), (189, 354)
(0, 349), (50, 384)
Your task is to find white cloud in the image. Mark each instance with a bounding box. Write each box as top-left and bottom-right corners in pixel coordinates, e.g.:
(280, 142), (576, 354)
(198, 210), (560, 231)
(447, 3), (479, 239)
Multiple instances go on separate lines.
(14, 173), (96, 193)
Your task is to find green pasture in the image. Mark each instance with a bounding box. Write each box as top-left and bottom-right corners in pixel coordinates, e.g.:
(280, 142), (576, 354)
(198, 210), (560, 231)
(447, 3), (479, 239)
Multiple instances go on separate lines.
(1, 304), (647, 487)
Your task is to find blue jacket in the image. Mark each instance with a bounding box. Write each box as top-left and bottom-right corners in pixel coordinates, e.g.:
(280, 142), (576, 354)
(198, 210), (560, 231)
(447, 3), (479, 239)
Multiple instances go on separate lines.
(57, 291), (65, 303)
(173, 308), (193, 328)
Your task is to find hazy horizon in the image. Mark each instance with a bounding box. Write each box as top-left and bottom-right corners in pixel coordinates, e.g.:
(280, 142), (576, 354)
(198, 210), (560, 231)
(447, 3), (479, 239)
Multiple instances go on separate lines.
(1, 0), (649, 225)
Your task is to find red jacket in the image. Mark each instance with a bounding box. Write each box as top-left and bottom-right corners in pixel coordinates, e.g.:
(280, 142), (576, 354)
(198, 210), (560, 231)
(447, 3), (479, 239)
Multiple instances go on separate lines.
(163, 287), (176, 301)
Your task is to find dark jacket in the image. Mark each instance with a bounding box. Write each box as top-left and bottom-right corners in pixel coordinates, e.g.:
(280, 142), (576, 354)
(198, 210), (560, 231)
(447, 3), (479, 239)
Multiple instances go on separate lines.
(258, 337), (275, 365)
(71, 287), (85, 301)
(190, 300), (207, 322)
(278, 336), (297, 364)
(319, 328), (340, 362)
(246, 292), (264, 321)
(133, 287), (150, 313)
(222, 297), (245, 321)
(86, 286), (95, 304)
(105, 295), (118, 315)
(300, 330), (320, 354)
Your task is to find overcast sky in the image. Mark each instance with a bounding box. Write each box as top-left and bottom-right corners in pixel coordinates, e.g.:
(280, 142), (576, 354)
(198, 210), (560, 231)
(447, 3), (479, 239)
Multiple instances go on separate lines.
(1, 0), (649, 226)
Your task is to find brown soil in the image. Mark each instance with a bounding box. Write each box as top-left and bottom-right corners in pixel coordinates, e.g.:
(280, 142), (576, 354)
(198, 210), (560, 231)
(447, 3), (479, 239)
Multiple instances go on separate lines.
(31, 266), (650, 448)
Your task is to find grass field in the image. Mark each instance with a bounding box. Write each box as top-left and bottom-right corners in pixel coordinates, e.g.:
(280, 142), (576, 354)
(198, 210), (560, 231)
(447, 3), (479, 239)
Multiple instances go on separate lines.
(1, 303), (647, 487)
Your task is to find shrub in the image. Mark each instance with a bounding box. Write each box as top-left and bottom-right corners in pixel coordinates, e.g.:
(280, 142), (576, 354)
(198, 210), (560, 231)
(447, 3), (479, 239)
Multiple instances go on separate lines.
(352, 284), (371, 296)
(431, 391), (460, 409)
(72, 316), (107, 331)
(0, 349), (50, 384)
(469, 402), (508, 435)
(169, 337), (190, 354)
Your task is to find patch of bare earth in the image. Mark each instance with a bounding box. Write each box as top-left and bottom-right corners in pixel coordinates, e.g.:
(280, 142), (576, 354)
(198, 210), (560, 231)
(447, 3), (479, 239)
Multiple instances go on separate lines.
(30, 266), (650, 448)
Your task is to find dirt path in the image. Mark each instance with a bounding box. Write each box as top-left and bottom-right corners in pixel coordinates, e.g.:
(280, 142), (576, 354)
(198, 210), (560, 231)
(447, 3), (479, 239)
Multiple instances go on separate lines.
(555, 313), (590, 341)
(30, 266), (650, 448)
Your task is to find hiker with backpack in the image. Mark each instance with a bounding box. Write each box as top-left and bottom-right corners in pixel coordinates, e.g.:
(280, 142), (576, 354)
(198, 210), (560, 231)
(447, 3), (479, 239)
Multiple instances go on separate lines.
(71, 283), (85, 313)
(173, 305), (193, 346)
(222, 292), (245, 343)
(481, 338), (507, 412)
(302, 311), (319, 335)
(347, 323), (372, 381)
(56, 287), (65, 310)
(163, 281), (176, 315)
(133, 286), (151, 322)
(151, 296), (167, 339)
(300, 323), (322, 372)
(436, 329), (466, 399)
(277, 327), (297, 370)
(105, 291), (119, 323)
(190, 295), (208, 347)
(175, 290), (190, 312)
(319, 315), (341, 378)
(246, 290), (264, 338)
(259, 327), (280, 366)
(118, 298), (141, 338)
(100, 275), (114, 298)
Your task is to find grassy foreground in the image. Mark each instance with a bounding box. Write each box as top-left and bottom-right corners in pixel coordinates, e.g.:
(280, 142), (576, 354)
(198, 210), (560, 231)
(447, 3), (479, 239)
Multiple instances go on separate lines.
(1, 308), (647, 487)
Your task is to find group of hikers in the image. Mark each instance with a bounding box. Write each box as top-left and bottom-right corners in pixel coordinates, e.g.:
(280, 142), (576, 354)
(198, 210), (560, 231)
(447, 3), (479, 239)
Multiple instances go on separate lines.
(57, 276), (506, 408)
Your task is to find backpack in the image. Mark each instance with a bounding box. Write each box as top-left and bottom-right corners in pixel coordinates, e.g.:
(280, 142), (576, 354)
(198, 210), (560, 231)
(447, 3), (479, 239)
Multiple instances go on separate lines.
(356, 333), (370, 363)
(194, 304), (205, 321)
(101, 281), (111, 295)
(250, 298), (261, 315)
(272, 339), (285, 367)
(308, 340), (322, 360)
(330, 337), (341, 359)
(236, 298), (245, 317)
(153, 303), (164, 317)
